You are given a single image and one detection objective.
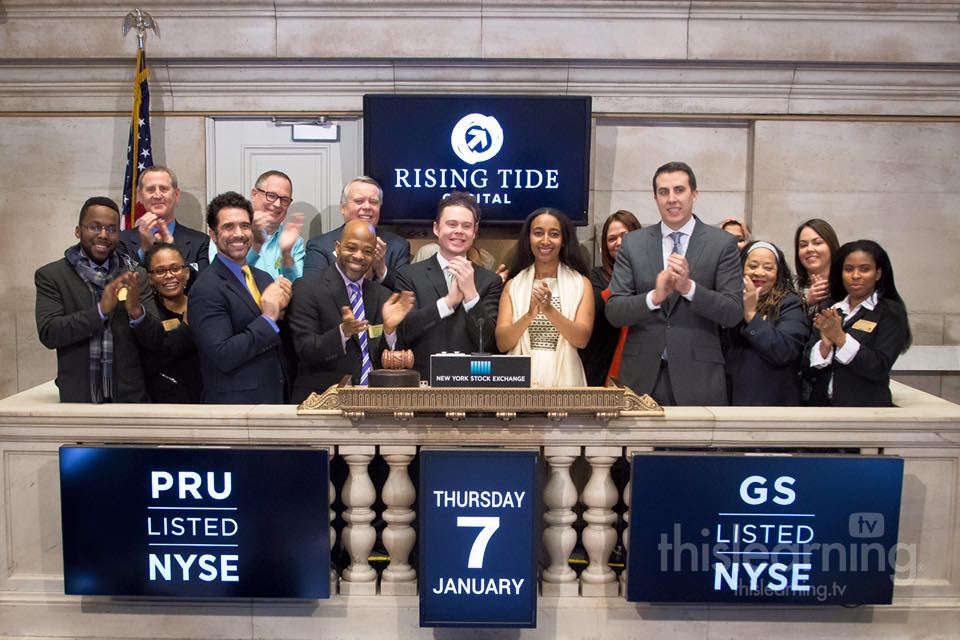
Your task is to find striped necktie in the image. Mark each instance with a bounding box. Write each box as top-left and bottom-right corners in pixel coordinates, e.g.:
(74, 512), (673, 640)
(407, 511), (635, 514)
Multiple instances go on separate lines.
(668, 231), (684, 256)
(241, 265), (262, 308)
(348, 282), (372, 386)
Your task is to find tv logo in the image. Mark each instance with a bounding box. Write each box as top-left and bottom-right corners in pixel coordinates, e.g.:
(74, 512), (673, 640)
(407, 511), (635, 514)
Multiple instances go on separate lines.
(849, 512), (885, 538)
(451, 114), (504, 165)
(470, 360), (492, 375)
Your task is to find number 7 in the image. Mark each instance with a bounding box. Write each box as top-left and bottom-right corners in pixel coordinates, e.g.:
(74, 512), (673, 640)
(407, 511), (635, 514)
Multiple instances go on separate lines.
(456, 516), (500, 568)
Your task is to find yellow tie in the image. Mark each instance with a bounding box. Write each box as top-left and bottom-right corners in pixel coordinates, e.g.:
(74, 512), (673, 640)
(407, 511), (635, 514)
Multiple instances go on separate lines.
(241, 265), (262, 309)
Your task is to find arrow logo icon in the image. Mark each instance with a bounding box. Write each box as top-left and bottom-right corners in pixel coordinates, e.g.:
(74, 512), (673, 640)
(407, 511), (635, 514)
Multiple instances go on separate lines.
(467, 128), (489, 151)
(451, 114), (504, 165)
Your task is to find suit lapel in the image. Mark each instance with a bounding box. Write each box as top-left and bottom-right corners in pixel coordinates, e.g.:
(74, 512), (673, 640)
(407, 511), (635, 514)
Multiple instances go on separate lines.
(216, 257), (262, 317)
(426, 255), (448, 299)
(323, 268), (352, 312)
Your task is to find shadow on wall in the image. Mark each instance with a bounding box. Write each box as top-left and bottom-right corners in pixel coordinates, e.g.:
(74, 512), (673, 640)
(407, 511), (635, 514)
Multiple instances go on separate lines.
(175, 191), (206, 231)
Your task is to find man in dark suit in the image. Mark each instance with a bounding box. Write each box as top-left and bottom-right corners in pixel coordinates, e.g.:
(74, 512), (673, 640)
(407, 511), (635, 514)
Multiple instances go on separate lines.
(303, 176), (410, 290)
(35, 196), (163, 402)
(288, 220), (414, 403)
(119, 165), (210, 271)
(189, 191), (293, 404)
(606, 162), (743, 406)
(395, 192), (503, 379)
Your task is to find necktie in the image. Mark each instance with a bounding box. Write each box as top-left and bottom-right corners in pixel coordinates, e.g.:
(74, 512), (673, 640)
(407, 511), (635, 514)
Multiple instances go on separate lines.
(348, 282), (372, 386)
(668, 231), (684, 255)
(443, 265), (454, 292)
(241, 265), (262, 308)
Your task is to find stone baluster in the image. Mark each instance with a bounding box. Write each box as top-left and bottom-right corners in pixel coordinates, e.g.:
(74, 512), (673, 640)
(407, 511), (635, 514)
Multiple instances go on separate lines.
(330, 458), (338, 593)
(379, 445), (417, 595)
(541, 446), (581, 596)
(339, 445), (378, 595)
(620, 446), (651, 595)
(581, 446), (621, 596)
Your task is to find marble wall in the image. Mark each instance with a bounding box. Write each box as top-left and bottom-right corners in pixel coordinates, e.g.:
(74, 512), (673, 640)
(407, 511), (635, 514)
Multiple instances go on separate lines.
(2, 1), (959, 400)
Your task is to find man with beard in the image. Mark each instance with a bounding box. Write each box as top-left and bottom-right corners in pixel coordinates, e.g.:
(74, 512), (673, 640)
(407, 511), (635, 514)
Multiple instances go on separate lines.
(189, 191), (293, 403)
(35, 196), (162, 402)
(287, 220), (414, 403)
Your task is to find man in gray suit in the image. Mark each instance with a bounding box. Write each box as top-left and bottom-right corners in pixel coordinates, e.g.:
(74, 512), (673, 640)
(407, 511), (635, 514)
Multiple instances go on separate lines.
(606, 161), (743, 405)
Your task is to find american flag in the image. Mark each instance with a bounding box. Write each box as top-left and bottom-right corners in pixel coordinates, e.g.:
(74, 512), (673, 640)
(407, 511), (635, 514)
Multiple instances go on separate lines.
(121, 48), (153, 229)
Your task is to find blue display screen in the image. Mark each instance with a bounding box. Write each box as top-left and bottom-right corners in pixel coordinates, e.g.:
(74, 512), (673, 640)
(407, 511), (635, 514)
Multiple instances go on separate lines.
(627, 454), (904, 604)
(59, 446), (330, 598)
(419, 449), (538, 627)
(363, 94), (591, 225)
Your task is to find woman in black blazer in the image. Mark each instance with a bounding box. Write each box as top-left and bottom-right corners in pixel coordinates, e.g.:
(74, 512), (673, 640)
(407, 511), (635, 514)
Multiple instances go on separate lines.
(139, 243), (203, 403)
(805, 240), (911, 407)
(724, 241), (809, 405)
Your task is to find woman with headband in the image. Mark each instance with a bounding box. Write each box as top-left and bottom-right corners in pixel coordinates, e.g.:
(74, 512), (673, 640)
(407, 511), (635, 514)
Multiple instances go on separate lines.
(724, 240), (809, 405)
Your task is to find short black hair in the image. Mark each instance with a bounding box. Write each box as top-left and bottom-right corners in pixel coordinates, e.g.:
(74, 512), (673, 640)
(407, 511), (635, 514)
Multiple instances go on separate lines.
(78, 196), (120, 225)
(652, 161), (697, 193)
(144, 242), (184, 271)
(206, 191), (253, 230)
(436, 191), (481, 225)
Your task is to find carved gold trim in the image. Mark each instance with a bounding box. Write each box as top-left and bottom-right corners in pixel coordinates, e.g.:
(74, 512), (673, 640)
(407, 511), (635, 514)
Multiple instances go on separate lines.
(297, 380), (663, 420)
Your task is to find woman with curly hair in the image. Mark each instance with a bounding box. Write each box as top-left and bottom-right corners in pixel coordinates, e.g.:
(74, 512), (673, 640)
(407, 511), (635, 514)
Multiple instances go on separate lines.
(496, 207), (594, 387)
(724, 240), (809, 405)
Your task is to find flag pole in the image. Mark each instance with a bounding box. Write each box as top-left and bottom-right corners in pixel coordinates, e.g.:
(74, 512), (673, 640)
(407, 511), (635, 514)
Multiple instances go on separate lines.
(121, 10), (160, 230)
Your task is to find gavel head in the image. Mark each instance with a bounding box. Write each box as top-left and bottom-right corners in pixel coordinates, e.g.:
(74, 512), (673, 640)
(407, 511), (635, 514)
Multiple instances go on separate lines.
(381, 349), (414, 370)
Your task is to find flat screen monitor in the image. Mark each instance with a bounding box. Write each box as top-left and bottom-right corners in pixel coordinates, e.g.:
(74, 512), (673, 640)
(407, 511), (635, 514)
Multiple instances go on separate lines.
(363, 94), (592, 225)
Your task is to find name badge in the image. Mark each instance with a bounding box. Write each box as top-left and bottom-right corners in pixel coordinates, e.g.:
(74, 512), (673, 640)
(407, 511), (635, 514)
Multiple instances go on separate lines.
(162, 318), (181, 332)
(368, 323), (384, 338)
(851, 319), (877, 333)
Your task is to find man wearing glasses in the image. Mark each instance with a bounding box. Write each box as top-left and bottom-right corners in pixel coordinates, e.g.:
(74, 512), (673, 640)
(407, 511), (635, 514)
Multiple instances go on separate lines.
(119, 165), (210, 272)
(35, 196), (163, 403)
(208, 170), (306, 281)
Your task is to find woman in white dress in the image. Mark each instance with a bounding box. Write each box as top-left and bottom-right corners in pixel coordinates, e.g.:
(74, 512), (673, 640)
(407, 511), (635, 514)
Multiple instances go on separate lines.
(495, 207), (594, 387)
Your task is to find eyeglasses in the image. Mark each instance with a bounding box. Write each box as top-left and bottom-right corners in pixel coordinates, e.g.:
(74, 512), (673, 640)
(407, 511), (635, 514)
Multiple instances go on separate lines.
(81, 223), (120, 235)
(148, 264), (188, 277)
(254, 188), (292, 207)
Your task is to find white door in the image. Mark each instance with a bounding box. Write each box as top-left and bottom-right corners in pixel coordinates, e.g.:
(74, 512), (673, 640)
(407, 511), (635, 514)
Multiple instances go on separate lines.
(205, 117), (362, 238)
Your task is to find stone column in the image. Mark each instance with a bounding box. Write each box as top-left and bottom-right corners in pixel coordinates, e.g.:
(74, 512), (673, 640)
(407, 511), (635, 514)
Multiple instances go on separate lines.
(330, 459), (338, 593)
(379, 445), (417, 596)
(581, 446), (621, 596)
(541, 446), (581, 596)
(339, 445), (378, 595)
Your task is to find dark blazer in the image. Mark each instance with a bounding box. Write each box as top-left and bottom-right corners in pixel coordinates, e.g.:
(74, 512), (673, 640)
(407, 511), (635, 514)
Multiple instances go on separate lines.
(580, 267), (619, 387)
(188, 255), (285, 404)
(303, 224), (410, 290)
(724, 293), (808, 406)
(606, 219), (743, 405)
(120, 220), (210, 271)
(395, 255), (503, 379)
(287, 266), (396, 403)
(34, 252), (164, 402)
(139, 303), (203, 403)
(804, 297), (910, 407)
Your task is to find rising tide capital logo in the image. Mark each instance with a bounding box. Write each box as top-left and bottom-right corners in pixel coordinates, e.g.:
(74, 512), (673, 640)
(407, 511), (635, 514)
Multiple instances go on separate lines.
(451, 114), (504, 165)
